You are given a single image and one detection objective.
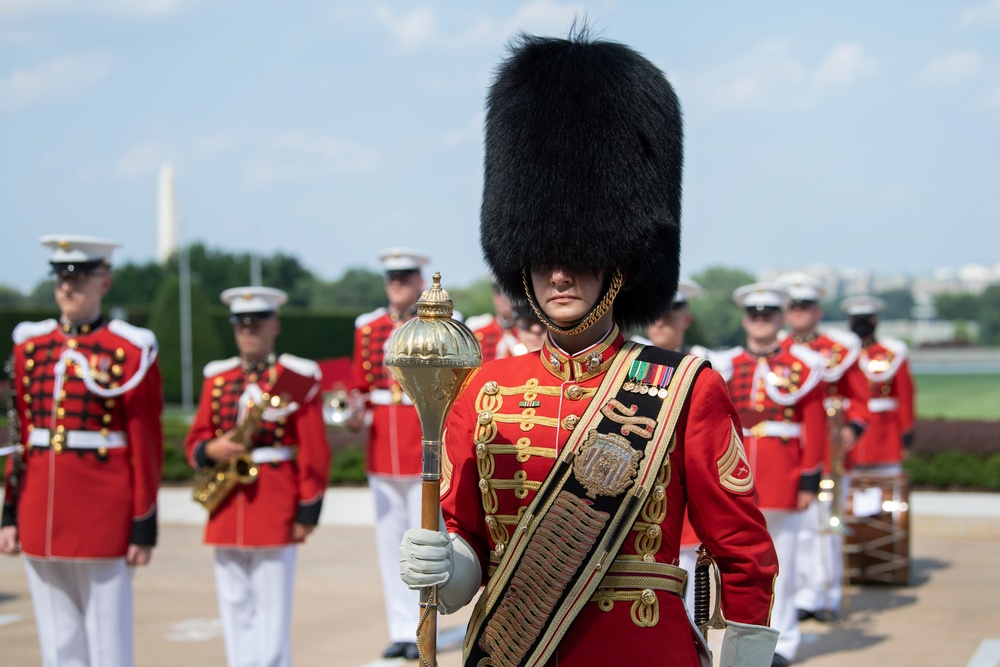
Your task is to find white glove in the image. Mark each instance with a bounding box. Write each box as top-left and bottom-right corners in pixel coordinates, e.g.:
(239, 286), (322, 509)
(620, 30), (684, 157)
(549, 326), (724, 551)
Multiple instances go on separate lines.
(399, 529), (482, 614)
(718, 620), (779, 667)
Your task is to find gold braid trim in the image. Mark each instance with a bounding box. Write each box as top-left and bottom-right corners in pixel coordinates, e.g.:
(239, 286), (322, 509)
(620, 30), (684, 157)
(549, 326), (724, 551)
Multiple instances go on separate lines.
(522, 267), (625, 336)
(478, 492), (609, 667)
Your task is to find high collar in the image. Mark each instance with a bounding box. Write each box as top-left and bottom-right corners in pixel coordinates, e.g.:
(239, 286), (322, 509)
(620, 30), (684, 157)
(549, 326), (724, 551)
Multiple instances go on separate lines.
(241, 353), (275, 377)
(60, 315), (104, 336)
(389, 304), (418, 322)
(540, 324), (624, 382)
(791, 331), (818, 345)
(748, 344), (782, 359)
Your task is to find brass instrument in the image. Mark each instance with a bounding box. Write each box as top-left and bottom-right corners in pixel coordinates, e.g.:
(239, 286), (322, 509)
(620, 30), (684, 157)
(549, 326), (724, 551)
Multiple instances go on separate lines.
(384, 273), (482, 667)
(192, 392), (282, 512)
(823, 397), (848, 534)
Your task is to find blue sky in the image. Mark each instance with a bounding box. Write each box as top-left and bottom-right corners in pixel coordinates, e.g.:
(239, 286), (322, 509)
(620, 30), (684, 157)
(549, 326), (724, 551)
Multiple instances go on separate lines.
(2, 0), (998, 294)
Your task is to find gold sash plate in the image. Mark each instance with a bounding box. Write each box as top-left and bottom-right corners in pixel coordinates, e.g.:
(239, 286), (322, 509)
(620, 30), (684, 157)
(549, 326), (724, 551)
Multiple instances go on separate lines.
(573, 430), (642, 499)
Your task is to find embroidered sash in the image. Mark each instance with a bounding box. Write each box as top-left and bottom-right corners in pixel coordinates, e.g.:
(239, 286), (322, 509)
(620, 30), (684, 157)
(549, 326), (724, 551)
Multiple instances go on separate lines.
(463, 343), (706, 667)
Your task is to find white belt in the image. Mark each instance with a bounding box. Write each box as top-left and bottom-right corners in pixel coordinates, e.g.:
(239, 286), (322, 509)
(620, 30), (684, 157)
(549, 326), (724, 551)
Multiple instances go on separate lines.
(743, 421), (802, 439)
(868, 397), (899, 413)
(251, 447), (294, 463)
(28, 428), (127, 449)
(369, 388), (413, 407)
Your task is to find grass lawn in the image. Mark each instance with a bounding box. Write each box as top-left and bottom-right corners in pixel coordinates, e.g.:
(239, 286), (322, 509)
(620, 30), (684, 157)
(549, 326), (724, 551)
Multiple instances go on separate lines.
(915, 373), (1000, 421)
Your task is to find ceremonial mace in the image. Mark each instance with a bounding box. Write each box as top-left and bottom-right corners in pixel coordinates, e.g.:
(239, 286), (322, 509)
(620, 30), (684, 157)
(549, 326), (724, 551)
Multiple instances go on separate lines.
(384, 272), (482, 667)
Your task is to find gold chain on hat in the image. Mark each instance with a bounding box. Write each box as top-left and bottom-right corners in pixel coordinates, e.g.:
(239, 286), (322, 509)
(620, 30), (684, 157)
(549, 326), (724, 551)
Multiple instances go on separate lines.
(522, 267), (624, 336)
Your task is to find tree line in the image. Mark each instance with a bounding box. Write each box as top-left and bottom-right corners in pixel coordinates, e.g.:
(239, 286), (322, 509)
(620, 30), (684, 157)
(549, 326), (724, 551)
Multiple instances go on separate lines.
(2, 245), (998, 348)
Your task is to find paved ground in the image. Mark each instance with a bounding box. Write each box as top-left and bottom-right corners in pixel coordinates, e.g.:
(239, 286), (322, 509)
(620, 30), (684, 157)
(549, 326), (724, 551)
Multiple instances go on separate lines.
(1, 488), (999, 666)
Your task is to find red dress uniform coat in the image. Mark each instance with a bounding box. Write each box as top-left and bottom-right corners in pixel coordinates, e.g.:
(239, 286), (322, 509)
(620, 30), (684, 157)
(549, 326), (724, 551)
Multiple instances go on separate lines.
(441, 327), (777, 666)
(466, 314), (518, 362)
(185, 354), (330, 546)
(780, 329), (863, 471)
(350, 308), (422, 476)
(718, 344), (827, 509)
(841, 337), (915, 468)
(3, 318), (163, 558)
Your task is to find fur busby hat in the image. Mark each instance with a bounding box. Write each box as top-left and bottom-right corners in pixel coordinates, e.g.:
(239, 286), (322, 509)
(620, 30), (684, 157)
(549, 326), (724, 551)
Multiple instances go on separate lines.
(480, 30), (683, 332)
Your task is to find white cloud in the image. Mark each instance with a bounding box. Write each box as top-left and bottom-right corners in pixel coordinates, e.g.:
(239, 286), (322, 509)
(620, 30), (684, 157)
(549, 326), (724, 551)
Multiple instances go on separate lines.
(691, 41), (876, 111)
(0, 52), (110, 111)
(918, 52), (982, 84)
(243, 131), (380, 185)
(813, 43), (877, 90)
(113, 140), (164, 178)
(0, 0), (194, 19)
(959, 0), (1000, 26)
(374, 5), (439, 50)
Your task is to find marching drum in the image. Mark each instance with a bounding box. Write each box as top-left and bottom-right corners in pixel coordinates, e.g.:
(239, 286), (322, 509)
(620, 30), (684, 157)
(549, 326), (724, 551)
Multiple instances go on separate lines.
(843, 472), (911, 585)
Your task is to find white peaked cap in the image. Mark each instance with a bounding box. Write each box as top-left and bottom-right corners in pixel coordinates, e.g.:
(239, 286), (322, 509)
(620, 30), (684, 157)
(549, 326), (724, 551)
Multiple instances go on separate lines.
(40, 234), (120, 266)
(775, 271), (826, 302)
(220, 286), (289, 314)
(733, 283), (791, 310)
(377, 247), (430, 272)
(672, 279), (702, 306)
(841, 294), (886, 316)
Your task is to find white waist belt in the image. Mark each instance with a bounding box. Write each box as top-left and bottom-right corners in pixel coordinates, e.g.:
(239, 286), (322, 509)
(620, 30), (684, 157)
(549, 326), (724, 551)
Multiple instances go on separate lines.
(743, 421), (803, 439)
(868, 397), (899, 413)
(369, 388), (413, 407)
(251, 447), (294, 463)
(28, 428), (127, 449)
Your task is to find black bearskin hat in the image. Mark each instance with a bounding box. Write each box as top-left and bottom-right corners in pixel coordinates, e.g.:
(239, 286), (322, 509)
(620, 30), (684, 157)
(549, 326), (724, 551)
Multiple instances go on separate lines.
(480, 30), (683, 332)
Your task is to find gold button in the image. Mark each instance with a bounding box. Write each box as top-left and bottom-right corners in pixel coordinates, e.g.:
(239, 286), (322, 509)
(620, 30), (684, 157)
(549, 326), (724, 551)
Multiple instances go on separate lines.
(362, 361), (372, 370)
(493, 542), (506, 558)
(211, 401), (220, 410)
(561, 415), (579, 431)
(755, 404), (764, 412)
(275, 427), (285, 438)
(477, 411), (493, 425)
(645, 524), (661, 539)
(25, 359), (34, 371)
(214, 377), (226, 387)
(98, 447), (108, 457)
(641, 589), (656, 606)
(362, 326), (372, 334)
(25, 342), (35, 354)
(215, 429), (224, 437)
(565, 385), (583, 401)
(104, 398), (115, 409)
(56, 407), (65, 418)
(882, 385), (892, 396)
(212, 415), (221, 425)
(22, 376), (30, 386)
(101, 428), (109, 437)
(24, 409), (32, 419)
(792, 362), (802, 371)
(23, 394), (31, 405)
(485, 515), (496, 528)
(484, 381), (499, 396)
(115, 348), (126, 361)
(476, 443), (488, 459)
(211, 388), (222, 398)
(479, 479), (490, 493)
(784, 408), (794, 418)
(67, 339), (78, 349)
(642, 553), (655, 563)
(101, 414), (112, 425)
(111, 364), (123, 377)
(652, 485), (665, 502)
(56, 424), (66, 433)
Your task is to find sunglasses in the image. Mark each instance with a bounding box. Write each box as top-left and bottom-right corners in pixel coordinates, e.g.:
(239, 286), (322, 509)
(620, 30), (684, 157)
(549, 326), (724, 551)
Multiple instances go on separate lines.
(745, 307), (781, 320)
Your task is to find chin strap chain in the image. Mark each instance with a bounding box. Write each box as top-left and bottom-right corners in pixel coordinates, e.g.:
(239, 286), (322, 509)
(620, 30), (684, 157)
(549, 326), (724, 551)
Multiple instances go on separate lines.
(522, 267), (624, 336)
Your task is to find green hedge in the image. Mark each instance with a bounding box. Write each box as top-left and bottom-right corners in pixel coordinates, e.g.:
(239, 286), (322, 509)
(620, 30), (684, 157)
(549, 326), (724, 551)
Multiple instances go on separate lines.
(904, 451), (1000, 491)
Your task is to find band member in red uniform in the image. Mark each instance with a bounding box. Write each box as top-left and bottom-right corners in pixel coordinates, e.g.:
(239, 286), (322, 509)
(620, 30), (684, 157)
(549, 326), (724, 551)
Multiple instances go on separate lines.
(399, 31), (780, 667)
(775, 272), (862, 623)
(185, 286), (329, 667)
(840, 295), (915, 474)
(347, 248), (429, 661)
(467, 281), (519, 361)
(1, 235), (163, 667)
(711, 283), (827, 666)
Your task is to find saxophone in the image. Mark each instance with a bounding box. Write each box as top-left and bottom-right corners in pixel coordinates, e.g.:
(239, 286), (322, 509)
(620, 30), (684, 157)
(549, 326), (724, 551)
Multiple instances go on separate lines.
(192, 392), (278, 512)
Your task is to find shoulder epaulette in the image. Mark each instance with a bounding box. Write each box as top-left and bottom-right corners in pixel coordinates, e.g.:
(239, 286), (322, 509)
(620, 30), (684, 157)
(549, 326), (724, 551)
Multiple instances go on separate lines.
(203, 357), (240, 378)
(108, 319), (158, 351)
(355, 307), (387, 328)
(465, 313), (494, 332)
(13, 319), (58, 345)
(277, 353), (321, 380)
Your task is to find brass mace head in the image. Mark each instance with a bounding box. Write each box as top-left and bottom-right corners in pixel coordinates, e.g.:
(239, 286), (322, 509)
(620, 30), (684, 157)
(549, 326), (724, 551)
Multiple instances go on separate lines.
(384, 272), (483, 445)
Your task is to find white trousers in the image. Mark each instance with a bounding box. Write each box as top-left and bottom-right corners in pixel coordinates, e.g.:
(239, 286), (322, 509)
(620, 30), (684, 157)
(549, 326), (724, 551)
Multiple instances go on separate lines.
(762, 510), (803, 661)
(369, 474), (422, 643)
(795, 488), (844, 613)
(25, 557), (133, 667)
(214, 546), (297, 667)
